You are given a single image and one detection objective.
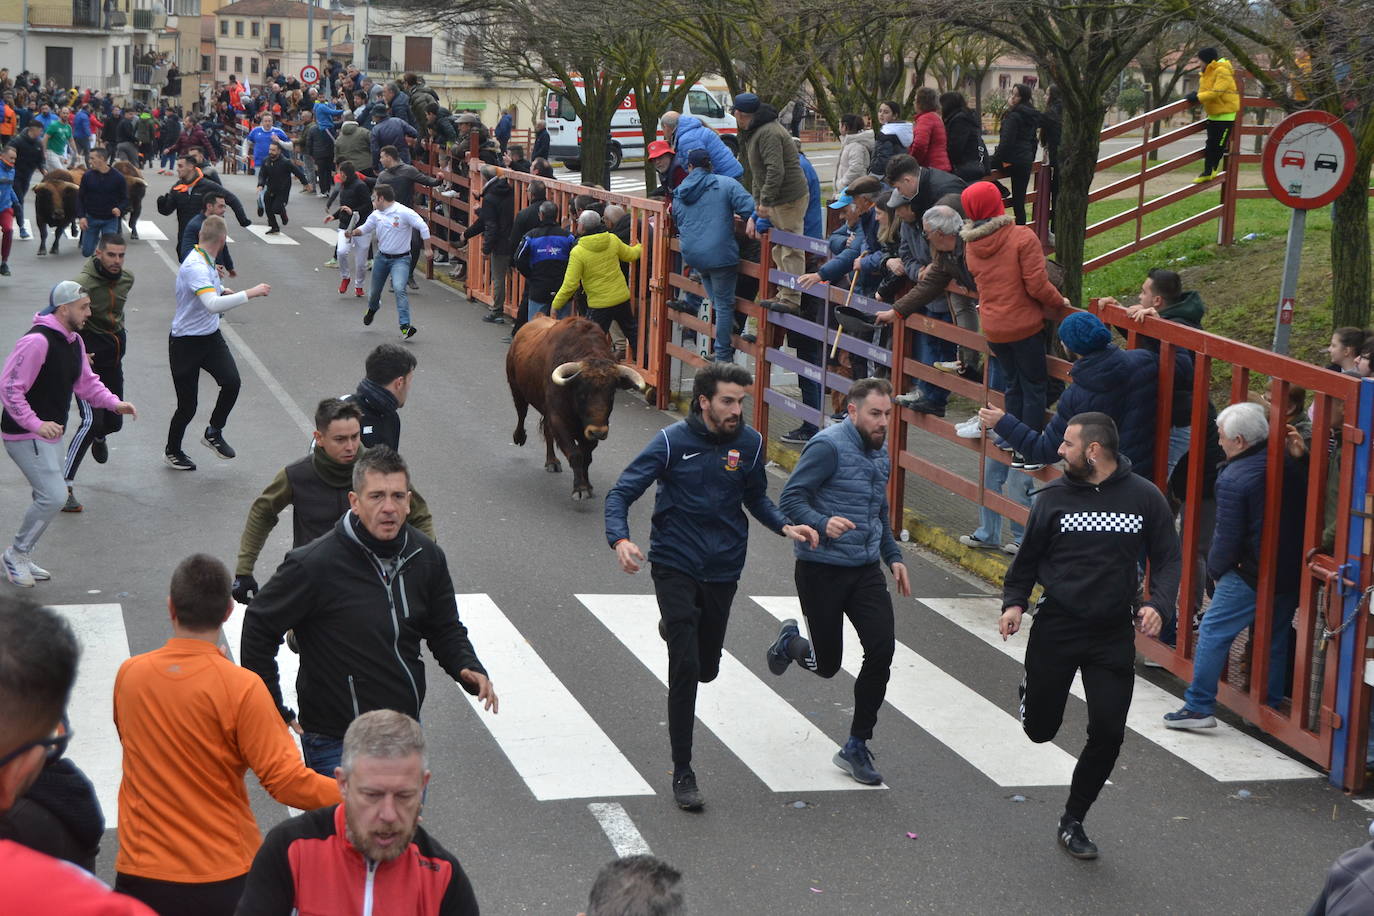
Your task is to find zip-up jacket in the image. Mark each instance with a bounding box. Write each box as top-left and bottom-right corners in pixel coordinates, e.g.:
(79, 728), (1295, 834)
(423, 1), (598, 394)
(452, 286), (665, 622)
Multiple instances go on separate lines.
(550, 228), (640, 312)
(257, 155), (310, 196)
(514, 221), (575, 304)
(780, 418), (903, 568)
(605, 414), (789, 582)
(76, 166), (129, 219)
(157, 169), (251, 242)
(345, 377), (401, 450)
(1001, 457), (1181, 627)
(1207, 442), (1306, 593)
(234, 804), (479, 916)
(1, 313), (122, 440)
(75, 254), (134, 336)
(240, 514), (487, 738)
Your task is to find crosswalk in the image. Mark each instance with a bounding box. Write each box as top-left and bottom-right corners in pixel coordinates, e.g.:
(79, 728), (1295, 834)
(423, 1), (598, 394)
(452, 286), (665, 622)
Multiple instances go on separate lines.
(50, 592), (1317, 826)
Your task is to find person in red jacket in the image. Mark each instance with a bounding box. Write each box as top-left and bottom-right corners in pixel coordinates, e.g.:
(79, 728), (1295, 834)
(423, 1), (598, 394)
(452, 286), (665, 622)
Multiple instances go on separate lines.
(908, 87), (952, 172)
(234, 710), (480, 916)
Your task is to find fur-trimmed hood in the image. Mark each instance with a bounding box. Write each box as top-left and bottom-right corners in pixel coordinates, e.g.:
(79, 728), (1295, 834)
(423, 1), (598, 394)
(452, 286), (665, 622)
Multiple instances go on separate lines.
(960, 212), (1014, 243)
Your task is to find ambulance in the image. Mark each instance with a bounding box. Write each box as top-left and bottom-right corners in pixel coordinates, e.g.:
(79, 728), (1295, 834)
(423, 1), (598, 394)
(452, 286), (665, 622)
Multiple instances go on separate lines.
(544, 79), (738, 171)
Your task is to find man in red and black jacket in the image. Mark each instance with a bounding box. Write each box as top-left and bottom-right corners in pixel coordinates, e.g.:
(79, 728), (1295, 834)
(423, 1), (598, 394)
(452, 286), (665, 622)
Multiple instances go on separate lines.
(235, 709), (480, 916)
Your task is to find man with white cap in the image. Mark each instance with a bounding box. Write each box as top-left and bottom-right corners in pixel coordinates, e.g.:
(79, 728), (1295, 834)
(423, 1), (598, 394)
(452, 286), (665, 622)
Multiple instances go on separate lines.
(0, 281), (137, 586)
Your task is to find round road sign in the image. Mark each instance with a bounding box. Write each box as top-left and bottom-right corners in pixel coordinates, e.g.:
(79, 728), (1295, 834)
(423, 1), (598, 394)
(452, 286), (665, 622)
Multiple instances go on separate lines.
(299, 65), (320, 86)
(1262, 110), (1356, 209)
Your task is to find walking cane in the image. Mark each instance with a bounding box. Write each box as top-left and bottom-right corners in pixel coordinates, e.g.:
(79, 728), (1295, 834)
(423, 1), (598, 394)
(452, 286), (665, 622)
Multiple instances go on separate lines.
(830, 258), (863, 360)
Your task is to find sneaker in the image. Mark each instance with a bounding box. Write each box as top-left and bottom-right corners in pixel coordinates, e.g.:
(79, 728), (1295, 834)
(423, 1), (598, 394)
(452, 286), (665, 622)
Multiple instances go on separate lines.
(407, 277), (419, 290)
(959, 534), (998, 550)
(90, 436), (108, 464)
(760, 298), (800, 316)
(201, 427), (236, 459)
(265, 227), (281, 235)
(0, 263), (9, 276)
(672, 769), (704, 810)
(767, 618), (799, 675)
(339, 277), (349, 294)
(955, 417), (983, 439)
(400, 325), (418, 340)
(1057, 815), (1099, 860)
(994, 438), (1015, 452)
(27, 558), (50, 581)
(1002, 542), (1020, 556)
(164, 449), (197, 471)
(895, 394), (945, 416)
(1192, 173), (1215, 185)
(363, 308), (377, 326)
(1012, 452), (1044, 471)
(1162, 706), (1217, 729)
(833, 738), (883, 785)
(355, 287), (365, 297)
(482, 309), (505, 324)
(780, 425), (816, 445)
(933, 360), (962, 374)
(281, 211), (289, 225)
(18, 229), (31, 240)
(3, 547), (35, 588)
(61, 487), (83, 513)
(324, 257), (339, 268)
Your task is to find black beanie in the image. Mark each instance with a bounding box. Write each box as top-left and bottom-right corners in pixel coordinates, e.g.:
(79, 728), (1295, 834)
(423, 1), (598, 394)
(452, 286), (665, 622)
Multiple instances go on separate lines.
(1198, 47), (1219, 64)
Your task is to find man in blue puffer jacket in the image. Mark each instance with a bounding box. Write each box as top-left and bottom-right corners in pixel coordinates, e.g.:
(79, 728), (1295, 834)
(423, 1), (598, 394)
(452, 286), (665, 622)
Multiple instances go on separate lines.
(768, 378), (911, 787)
(662, 111), (743, 179)
(605, 362), (818, 811)
(672, 149), (755, 362)
(980, 310), (1159, 475)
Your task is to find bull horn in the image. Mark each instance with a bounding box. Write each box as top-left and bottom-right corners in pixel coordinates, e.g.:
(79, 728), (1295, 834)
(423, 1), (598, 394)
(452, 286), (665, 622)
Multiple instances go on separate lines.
(617, 365), (649, 391)
(551, 361), (583, 385)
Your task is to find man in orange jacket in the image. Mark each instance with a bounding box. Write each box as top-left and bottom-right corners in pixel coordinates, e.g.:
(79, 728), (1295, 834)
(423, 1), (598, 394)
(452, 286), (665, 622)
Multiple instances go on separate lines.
(113, 553), (340, 915)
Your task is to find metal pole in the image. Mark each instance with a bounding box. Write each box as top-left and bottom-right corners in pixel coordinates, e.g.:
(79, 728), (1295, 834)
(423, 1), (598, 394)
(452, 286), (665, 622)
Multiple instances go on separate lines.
(307, 0), (314, 70)
(22, 0), (28, 75)
(1271, 206), (1306, 354)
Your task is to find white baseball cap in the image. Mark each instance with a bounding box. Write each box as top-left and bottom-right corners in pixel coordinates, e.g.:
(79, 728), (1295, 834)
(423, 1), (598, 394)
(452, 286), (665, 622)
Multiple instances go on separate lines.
(41, 281), (87, 315)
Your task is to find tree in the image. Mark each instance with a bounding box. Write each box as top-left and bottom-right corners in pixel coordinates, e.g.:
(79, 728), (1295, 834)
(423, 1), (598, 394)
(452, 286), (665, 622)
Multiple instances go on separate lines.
(1135, 23), (1203, 159)
(607, 30), (705, 192)
(808, 20), (951, 134)
(929, 32), (1009, 117)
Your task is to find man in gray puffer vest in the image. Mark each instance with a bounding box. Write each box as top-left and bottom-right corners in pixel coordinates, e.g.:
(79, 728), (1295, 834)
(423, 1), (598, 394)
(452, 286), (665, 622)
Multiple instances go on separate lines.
(767, 377), (911, 786)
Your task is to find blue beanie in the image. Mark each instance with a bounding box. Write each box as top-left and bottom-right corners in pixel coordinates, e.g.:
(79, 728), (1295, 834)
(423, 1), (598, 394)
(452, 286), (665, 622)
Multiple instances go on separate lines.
(1058, 310), (1111, 355)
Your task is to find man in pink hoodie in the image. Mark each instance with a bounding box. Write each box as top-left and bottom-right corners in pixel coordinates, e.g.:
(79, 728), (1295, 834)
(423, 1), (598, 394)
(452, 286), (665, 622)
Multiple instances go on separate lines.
(1, 280), (137, 586)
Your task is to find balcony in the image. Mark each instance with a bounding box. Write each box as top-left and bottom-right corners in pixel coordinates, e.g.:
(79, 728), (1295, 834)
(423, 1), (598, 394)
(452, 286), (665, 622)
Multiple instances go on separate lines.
(133, 64), (157, 87)
(132, 8), (166, 30)
(27, 3), (122, 29)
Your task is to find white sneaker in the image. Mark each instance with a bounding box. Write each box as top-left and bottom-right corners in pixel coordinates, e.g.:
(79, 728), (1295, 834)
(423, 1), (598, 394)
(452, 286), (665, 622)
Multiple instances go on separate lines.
(26, 557), (50, 580)
(1002, 542), (1020, 556)
(955, 417), (983, 439)
(959, 534), (998, 550)
(3, 547), (35, 588)
(934, 360), (963, 374)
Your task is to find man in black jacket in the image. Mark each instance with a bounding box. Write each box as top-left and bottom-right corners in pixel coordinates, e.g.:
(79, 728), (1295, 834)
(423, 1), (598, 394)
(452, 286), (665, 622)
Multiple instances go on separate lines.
(256, 141), (312, 234)
(302, 117), (334, 198)
(157, 155), (250, 245)
(998, 412), (1180, 862)
(505, 180), (548, 338)
(241, 447), (496, 776)
(472, 164), (514, 324)
(8, 123), (47, 238)
(344, 343), (416, 450)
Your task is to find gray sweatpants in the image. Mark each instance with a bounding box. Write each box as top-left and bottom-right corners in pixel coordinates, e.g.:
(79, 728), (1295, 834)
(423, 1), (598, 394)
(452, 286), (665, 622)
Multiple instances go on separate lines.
(5, 437), (66, 555)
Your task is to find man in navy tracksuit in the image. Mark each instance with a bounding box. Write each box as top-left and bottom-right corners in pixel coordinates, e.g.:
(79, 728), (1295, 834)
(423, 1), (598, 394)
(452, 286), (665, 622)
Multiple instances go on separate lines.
(605, 362), (818, 811)
(513, 200), (575, 321)
(998, 411), (1180, 861)
(767, 377), (911, 786)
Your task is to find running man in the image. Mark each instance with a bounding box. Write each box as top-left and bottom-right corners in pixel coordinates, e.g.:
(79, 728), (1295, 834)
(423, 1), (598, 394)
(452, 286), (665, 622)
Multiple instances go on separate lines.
(165, 215), (270, 471)
(997, 412), (1180, 860)
(347, 183), (433, 340)
(605, 362), (817, 810)
(765, 377), (910, 785)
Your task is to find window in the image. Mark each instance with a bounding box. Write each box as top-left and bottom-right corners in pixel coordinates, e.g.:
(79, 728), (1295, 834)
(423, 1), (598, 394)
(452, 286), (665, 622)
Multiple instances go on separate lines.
(687, 90), (722, 119)
(218, 54), (226, 71)
(125, 46), (131, 73)
(321, 25), (329, 40)
(201, 54), (210, 72)
(268, 23), (281, 49)
(251, 22), (259, 37)
(234, 19), (243, 36)
(250, 58), (259, 74)
(268, 59), (280, 72)
(234, 56), (243, 72)
(367, 35), (391, 72)
(404, 37), (432, 72)
(219, 19), (227, 35)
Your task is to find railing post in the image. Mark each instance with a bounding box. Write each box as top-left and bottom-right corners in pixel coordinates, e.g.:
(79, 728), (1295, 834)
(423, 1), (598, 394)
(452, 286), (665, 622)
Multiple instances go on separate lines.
(1218, 75), (1246, 247)
(887, 315), (909, 534)
(1330, 377), (1374, 790)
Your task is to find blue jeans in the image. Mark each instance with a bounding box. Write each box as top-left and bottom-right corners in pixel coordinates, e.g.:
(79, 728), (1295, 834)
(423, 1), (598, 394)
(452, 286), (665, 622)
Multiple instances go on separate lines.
(988, 333), (1048, 431)
(368, 252), (412, 328)
(526, 299), (555, 322)
(301, 732), (344, 777)
(699, 265), (740, 361)
(1167, 425), (1191, 480)
(972, 457), (1034, 547)
(1183, 571), (1297, 714)
(916, 307), (956, 409)
(81, 217), (121, 257)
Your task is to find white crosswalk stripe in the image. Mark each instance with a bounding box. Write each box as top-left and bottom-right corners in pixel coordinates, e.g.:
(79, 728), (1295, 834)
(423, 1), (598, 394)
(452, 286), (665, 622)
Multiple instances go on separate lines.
(51, 604), (129, 826)
(578, 593), (882, 793)
(245, 225), (300, 245)
(919, 597), (1318, 782)
(751, 596), (1080, 787)
(302, 227), (341, 247)
(134, 220), (169, 241)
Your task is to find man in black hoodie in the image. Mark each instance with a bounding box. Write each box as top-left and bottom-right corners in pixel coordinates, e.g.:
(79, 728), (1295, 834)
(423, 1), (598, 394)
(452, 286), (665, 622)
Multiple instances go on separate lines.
(256, 141), (312, 234)
(998, 411), (1180, 862)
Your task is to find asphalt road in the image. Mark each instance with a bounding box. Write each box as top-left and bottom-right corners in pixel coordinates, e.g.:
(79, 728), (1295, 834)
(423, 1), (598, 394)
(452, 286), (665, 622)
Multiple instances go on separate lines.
(0, 168), (1369, 915)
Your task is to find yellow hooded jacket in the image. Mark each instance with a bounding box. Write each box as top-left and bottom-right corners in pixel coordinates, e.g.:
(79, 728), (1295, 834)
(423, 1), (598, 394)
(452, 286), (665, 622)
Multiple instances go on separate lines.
(551, 228), (642, 312)
(1198, 58), (1240, 121)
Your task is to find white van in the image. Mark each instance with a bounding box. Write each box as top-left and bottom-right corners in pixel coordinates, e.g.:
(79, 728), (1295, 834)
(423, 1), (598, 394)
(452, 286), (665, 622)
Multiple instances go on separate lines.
(544, 80), (738, 171)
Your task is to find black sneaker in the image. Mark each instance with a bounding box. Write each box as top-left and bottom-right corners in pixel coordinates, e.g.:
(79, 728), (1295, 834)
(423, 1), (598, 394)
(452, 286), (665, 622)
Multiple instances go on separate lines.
(672, 769), (704, 810)
(482, 309), (505, 324)
(1012, 453), (1044, 471)
(61, 487), (83, 513)
(767, 618), (799, 675)
(90, 436), (108, 464)
(407, 277), (419, 290)
(363, 308), (377, 326)
(760, 298), (800, 315)
(780, 425), (816, 445)
(265, 227), (281, 235)
(0, 263), (10, 276)
(281, 210), (289, 225)
(833, 739), (883, 785)
(164, 449), (197, 471)
(895, 394), (946, 416)
(201, 427), (236, 459)
(1057, 815), (1099, 860)
(400, 325), (418, 340)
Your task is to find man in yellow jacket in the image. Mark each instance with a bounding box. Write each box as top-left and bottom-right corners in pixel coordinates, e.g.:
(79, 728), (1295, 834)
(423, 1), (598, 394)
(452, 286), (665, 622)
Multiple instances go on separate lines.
(1187, 46), (1240, 183)
(551, 209), (643, 357)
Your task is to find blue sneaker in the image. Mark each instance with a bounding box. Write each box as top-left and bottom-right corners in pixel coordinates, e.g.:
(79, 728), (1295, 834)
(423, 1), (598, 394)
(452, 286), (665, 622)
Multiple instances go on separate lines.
(833, 738), (883, 785)
(1163, 706), (1216, 729)
(767, 618), (799, 675)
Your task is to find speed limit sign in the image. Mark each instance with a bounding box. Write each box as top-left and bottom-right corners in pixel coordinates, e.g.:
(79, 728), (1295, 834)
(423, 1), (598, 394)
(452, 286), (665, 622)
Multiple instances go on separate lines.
(299, 65), (320, 85)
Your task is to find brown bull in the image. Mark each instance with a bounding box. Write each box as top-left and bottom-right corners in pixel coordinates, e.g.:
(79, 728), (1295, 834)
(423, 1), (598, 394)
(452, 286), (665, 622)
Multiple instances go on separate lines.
(507, 316), (652, 500)
(32, 169), (80, 256)
(110, 160), (147, 240)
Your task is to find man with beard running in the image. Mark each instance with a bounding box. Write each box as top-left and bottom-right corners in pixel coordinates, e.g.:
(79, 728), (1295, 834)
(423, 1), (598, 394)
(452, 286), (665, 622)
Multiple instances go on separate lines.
(234, 710), (480, 915)
(256, 141), (312, 235)
(765, 378), (910, 786)
(605, 362), (817, 809)
(996, 412), (1180, 860)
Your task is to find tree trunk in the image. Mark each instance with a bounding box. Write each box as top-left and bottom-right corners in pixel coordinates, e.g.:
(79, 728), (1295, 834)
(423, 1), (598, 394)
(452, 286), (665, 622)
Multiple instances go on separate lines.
(1329, 152), (1373, 329)
(1052, 99), (1109, 307)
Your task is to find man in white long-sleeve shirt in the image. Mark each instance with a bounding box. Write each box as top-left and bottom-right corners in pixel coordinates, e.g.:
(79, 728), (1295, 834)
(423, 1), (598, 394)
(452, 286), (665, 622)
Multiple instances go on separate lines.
(347, 183), (433, 340)
(165, 216), (270, 471)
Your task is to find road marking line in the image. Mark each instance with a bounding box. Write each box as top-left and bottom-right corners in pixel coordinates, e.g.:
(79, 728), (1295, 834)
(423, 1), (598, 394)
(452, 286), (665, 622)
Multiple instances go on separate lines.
(577, 594), (882, 793)
(751, 596), (1079, 787)
(456, 594), (654, 800)
(588, 802), (652, 857)
(245, 225), (300, 245)
(52, 604), (128, 826)
(134, 220), (168, 241)
(919, 597), (1319, 782)
(303, 227), (340, 246)
(146, 240), (313, 436)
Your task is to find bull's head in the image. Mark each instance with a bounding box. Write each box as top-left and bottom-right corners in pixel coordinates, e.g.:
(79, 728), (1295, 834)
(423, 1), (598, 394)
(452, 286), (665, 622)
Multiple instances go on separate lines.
(551, 360), (648, 441)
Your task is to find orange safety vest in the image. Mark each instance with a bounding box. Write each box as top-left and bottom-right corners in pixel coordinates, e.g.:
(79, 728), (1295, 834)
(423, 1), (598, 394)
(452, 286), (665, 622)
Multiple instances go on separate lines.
(0, 105), (16, 138)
